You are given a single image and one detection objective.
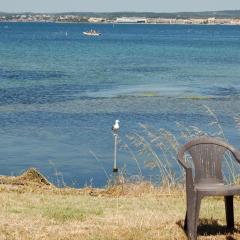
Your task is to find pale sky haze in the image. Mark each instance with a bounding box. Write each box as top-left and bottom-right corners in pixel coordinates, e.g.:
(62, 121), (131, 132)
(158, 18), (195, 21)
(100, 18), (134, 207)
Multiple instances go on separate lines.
(0, 0), (240, 13)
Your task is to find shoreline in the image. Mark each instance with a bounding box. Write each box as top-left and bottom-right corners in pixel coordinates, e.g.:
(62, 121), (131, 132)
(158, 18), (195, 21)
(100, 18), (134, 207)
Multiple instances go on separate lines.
(1, 20), (240, 26)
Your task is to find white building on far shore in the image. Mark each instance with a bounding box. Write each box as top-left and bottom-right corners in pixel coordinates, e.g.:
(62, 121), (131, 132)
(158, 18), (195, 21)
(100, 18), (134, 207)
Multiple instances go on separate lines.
(115, 17), (147, 23)
(88, 17), (105, 23)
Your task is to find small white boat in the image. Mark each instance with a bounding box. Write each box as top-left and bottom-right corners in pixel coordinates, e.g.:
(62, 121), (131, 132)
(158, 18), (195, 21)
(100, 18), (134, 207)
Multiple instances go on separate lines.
(83, 30), (101, 36)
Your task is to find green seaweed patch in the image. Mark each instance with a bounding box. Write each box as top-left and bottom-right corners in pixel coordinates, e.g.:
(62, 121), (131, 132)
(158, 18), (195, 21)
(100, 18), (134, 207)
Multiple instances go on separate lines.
(181, 95), (214, 100)
(139, 91), (159, 97)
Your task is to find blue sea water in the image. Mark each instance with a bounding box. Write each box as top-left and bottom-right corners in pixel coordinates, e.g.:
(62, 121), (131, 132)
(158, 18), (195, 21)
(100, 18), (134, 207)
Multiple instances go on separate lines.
(0, 22), (239, 187)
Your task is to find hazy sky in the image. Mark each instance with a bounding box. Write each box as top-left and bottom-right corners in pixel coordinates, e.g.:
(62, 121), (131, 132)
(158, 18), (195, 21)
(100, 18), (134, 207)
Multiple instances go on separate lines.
(1, 0), (240, 13)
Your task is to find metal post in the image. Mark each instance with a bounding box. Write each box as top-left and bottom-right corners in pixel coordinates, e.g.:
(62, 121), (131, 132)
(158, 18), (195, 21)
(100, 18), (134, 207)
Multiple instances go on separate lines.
(113, 133), (118, 173)
(112, 120), (120, 185)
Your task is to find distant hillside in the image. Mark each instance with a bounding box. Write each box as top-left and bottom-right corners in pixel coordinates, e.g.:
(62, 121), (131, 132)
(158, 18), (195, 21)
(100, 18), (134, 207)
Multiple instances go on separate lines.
(53, 10), (240, 19)
(1, 10), (240, 19)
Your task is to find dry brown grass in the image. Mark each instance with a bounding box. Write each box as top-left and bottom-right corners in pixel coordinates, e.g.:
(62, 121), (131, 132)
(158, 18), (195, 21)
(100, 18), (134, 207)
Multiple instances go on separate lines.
(1, 169), (240, 239)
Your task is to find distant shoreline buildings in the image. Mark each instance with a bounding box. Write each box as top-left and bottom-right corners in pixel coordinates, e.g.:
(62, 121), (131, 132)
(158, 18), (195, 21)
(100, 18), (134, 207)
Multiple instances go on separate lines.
(0, 13), (240, 25)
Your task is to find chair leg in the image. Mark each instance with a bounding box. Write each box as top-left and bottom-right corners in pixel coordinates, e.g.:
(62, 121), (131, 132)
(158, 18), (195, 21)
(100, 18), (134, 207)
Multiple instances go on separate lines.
(184, 211), (188, 231)
(193, 193), (202, 240)
(187, 209), (195, 239)
(187, 194), (196, 240)
(225, 195), (234, 230)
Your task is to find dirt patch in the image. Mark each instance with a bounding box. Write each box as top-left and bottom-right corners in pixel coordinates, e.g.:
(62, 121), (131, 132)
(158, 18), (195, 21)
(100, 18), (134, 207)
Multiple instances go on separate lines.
(101, 181), (155, 197)
(0, 168), (51, 187)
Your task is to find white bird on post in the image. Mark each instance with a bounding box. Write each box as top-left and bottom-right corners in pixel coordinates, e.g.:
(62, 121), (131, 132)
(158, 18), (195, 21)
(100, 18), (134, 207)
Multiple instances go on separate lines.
(112, 120), (120, 135)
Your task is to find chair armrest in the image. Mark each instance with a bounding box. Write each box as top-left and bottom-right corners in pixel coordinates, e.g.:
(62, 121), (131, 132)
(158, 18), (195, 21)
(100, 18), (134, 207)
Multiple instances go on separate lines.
(177, 148), (192, 170)
(177, 148), (194, 189)
(185, 168), (194, 190)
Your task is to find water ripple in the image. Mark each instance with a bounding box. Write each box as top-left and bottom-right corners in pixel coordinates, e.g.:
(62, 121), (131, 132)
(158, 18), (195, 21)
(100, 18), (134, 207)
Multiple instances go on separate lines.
(0, 68), (68, 81)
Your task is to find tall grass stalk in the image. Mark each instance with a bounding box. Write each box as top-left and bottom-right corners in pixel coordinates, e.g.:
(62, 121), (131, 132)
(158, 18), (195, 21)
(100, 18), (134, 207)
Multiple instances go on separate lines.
(89, 149), (110, 181)
(49, 160), (66, 187)
(127, 105), (240, 186)
(235, 115), (240, 130)
(123, 143), (143, 177)
(204, 105), (239, 183)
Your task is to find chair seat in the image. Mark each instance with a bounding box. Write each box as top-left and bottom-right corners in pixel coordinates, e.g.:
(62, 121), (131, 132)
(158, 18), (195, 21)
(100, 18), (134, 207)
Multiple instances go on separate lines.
(195, 183), (240, 196)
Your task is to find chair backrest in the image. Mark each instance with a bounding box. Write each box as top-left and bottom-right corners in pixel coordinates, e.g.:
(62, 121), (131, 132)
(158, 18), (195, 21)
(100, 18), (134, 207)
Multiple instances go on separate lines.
(182, 137), (230, 185)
